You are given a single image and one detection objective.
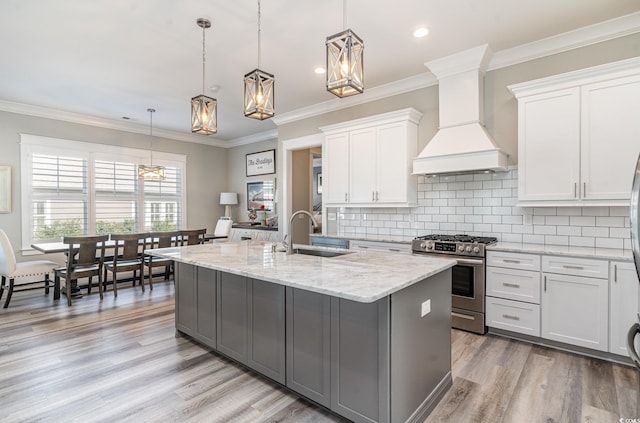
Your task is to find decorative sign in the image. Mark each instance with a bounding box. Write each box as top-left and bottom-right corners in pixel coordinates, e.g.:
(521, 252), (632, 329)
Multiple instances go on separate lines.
(246, 149), (276, 177)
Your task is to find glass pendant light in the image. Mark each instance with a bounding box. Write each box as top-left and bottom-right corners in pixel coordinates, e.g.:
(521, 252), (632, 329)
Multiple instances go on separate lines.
(138, 108), (166, 180)
(191, 18), (217, 135)
(326, 0), (364, 98)
(244, 0), (275, 120)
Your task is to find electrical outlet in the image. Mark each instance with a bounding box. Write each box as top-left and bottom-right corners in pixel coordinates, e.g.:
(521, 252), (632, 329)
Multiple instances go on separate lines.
(421, 299), (431, 317)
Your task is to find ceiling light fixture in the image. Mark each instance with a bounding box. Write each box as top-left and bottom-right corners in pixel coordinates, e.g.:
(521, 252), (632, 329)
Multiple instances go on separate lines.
(325, 0), (364, 98)
(244, 0), (275, 120)
(413, 27), (429, 38)
(191, 18), (217, 135)
(314, 67), (326, 74)
(138, 108), (166, 181)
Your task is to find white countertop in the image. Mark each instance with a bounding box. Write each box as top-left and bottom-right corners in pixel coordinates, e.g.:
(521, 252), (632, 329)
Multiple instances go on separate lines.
(488, 241), (634, 262)
(147, 241), (455, 303)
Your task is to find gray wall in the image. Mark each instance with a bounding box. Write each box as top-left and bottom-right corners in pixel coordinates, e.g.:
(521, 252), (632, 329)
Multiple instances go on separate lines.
(0, 110), (227, 259)
(226, 139), (278, 223)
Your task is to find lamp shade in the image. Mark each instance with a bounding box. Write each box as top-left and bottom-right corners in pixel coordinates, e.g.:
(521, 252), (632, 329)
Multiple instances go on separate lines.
(219, 192), (238, 205)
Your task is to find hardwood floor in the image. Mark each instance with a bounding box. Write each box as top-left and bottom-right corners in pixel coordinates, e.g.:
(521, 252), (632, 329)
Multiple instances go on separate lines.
(1, 281), (638, 422)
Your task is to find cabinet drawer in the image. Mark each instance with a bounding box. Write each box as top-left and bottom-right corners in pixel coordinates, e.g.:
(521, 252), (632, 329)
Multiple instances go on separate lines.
(542, 255), (608, 279)
(349, 240), (410, 254)
(486, 251), (541, 271)
(486, 297), (540, 337)
(486, 266), (541, 304)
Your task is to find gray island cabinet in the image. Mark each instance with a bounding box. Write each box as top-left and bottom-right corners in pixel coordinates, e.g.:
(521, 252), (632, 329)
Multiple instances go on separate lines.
(150, 241), (455, 423)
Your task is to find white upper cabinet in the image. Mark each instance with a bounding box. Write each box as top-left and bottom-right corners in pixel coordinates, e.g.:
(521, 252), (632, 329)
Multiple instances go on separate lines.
(509, 57), (640, 207)
(321, 108), (422, 207)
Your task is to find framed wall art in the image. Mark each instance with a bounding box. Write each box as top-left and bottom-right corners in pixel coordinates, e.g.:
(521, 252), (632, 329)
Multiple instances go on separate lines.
(0, 166), (11, 213)
(246, 180), (275, 211)
(246, 149), (275, 177)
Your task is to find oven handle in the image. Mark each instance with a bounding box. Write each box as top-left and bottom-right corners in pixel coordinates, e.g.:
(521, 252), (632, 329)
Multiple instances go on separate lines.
(456, 258), (484, 266)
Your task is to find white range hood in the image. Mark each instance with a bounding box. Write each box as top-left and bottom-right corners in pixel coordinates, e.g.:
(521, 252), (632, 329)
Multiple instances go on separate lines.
(413, 44), (508, 175)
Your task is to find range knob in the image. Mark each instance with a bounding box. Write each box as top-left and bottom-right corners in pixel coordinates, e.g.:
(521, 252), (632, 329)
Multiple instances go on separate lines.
(465, 246), (472, 253)
(426, 243), (433, 250)
(473, 247), (480, 254)
(420, 242), (426, 250)
(458, 246), (464, 253)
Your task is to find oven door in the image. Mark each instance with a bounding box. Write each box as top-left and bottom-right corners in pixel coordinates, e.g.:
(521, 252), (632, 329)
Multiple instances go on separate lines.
(451, 257), (485, 313)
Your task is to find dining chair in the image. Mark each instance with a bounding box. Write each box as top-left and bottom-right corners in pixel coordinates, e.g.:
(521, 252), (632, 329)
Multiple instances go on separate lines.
(103, 233), (148, 296)
(0, 229), (59, 308)
(144, 231), (179, 289)
(179, 228), (206, 246)
(54, 234), (109, 306)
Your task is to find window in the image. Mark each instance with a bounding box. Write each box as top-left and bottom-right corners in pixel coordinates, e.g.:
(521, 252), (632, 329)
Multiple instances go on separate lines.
(21, 135), (186, 249)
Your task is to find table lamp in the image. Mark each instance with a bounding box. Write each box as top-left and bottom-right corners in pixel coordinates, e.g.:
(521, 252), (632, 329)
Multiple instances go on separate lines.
(219, 192), (238, 220)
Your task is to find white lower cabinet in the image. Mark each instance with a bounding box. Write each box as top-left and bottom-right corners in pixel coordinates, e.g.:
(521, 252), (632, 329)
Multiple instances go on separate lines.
(609, 261), (640, 356)
(486, 297), (540, 336)
(349, 239), (410, 254)
(229, 228), (280, 242)
(541, 256), (609, 352)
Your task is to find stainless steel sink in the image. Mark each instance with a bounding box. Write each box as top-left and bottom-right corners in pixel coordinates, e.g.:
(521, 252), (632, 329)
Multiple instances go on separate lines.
(293, 248), (352, 258)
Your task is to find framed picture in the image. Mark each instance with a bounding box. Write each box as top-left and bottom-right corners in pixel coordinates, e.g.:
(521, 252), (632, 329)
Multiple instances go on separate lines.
(0, 166), (10, 213)
(247, 180), (275, 211)
(246, 149), (276, 177)
(317, 173), (322, 194)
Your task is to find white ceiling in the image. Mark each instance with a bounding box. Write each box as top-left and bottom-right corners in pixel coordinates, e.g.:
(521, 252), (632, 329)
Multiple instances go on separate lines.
(1, 1), (639, 144)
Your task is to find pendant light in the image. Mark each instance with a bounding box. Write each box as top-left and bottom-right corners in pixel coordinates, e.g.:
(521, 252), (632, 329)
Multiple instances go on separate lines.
(325, 0), (364, 98)
(138, 108), (166, 181)
(244, 0), (275, 120)
(191, 18), (217, 135)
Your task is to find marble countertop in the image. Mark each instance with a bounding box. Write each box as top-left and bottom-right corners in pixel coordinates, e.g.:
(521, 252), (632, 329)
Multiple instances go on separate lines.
(488, 241), (634, 262)
(310, 233), (411, 244)
(147, 241), (455, 303)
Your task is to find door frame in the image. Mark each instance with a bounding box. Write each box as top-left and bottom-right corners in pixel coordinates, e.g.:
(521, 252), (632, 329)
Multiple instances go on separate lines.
(280, 133), (323, 237)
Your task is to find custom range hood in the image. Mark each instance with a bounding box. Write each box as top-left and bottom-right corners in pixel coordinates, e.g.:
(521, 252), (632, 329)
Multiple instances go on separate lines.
(413, 44), (508, 175)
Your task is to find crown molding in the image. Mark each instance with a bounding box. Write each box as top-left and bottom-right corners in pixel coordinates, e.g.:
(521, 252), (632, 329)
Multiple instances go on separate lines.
(0, 99), (229, 147)
(226, 129), (279, 147)
(489, 11), (640, 71)
(272, 73), (436, 126)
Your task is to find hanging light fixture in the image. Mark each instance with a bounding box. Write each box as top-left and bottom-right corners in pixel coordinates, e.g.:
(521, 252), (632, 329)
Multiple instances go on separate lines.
(191, 18), (217, 135)
(325, 0), (364, 98)
(244, 0), (275, 120)
(138, 108), (166, 180)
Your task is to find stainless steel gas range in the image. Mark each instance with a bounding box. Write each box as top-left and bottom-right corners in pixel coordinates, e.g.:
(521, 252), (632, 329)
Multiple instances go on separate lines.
(412, 234), (497, 334)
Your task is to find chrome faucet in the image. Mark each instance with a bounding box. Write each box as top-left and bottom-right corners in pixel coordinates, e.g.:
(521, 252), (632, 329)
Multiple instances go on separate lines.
(287, 210), (318, 255)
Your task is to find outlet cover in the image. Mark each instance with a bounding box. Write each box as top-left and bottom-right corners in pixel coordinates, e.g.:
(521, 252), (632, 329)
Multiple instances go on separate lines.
(421, 299), (431, 317)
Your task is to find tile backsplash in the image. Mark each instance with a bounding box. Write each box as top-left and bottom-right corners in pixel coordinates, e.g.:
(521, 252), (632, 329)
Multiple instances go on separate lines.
(334, 167), (632, 249)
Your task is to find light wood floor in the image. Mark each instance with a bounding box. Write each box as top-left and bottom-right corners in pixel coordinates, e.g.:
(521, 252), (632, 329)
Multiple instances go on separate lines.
(1, 280), (638, 423)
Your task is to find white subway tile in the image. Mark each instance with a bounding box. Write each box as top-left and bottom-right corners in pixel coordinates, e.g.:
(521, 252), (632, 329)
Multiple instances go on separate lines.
(523, 235), (545, 244)
(501, 233), (523, 243)
(482, 198), (502, 207)
(532, 216), (545, 225)
(557, 226), (582, 236)
(502, 215), (524, 225)
(416, 214), (433, 222)
(465, 215), (483, 224)
(424, 191), (440, 199)
(483, 180), (502, 189)
(570, 216), (596, 226)
(448, 198), (465, 207)
(483, 215), (502, 224)
(511, 225), (534, 234)
(433, 183), (448, 191)
(456, 223), (474, 232)
(432, 199), (447, 207)
(609, 227), (630, 239)
(455, 190), (475, 199)
(473, 223), (492, 232)
(582, 226), (609, 237)
(556, 207), (583, 216)
(624, 239), (631, 249)
(610, 207), (629, 217)
(502, 179), (517, 189)
(433, 214), (448, 223)
(569, 236), (595, 247)
(455, 174), (474, 182)
(581, 207), (610, 217)
(491, 224), (512, 233)
(397, 221), (410, 229)
(492, 207), (512, 216)
(473, 206), (492, 215)
(448, 182), (465, 190)
(492, 189), (512, 198)
(502, 197), (518, 207)
(442, 190), (457, 199)
(545, 216), (570, 225)
(448, 215), (465, 223)
(383, 221), (398, 228)
(595, 216), (625, 228)
(440, 223), (456, 231)
(544, 236), (569, 246)
(465, 198), (484, 207)
(534, 226), (556, 235)
(455, 207), (473, 215)
(464, 181), (484, 190)
(473, 173), (493, 181)
(596, 238), (624, 249)
(533, 207), (557, 216)
(474, 190), (493, 198)
(440, 206), (456, 214)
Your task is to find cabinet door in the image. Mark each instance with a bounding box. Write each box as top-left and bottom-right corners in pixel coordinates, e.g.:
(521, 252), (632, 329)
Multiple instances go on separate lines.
(175, 262), (196, 336)
(376, 123), (410, 204)
(216, 272), (248, 363)
(609, 261), (640, 356)
(349, 128), (377, 203)
(324, 133), (350, 204)
(195, 267), (217, 348)
(518, 88), (580, 202)
(581, 76), (640, 200)
(247, 279), (286, 384)
(541, 272), (608, 351)
(286, 287), (331, 407)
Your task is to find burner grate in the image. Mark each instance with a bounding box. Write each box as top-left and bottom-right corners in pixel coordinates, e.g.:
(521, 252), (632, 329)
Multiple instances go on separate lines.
(414, 234), (497, 244)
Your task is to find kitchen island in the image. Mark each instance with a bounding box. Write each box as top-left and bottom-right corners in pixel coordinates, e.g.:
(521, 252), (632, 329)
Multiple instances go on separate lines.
(147, 241), (455, 423)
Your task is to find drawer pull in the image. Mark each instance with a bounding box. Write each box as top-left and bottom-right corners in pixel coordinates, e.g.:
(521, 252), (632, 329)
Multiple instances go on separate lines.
(544, 275), (547, 292)
(502, 314), (521, 321)
(503, 259), (521, 264)
(452, 312), (475, 321)
(562, 265), (584, 270)
(502, 282), (521, 288)
(389, 248), (401, 252)
(614, 264), (617, 282)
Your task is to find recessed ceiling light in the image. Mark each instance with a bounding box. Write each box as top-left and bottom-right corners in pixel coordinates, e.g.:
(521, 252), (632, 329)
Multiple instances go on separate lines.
(314, 67), (326, 75)
(413, 27), (429, 38)
(209, 84), (220, 93)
